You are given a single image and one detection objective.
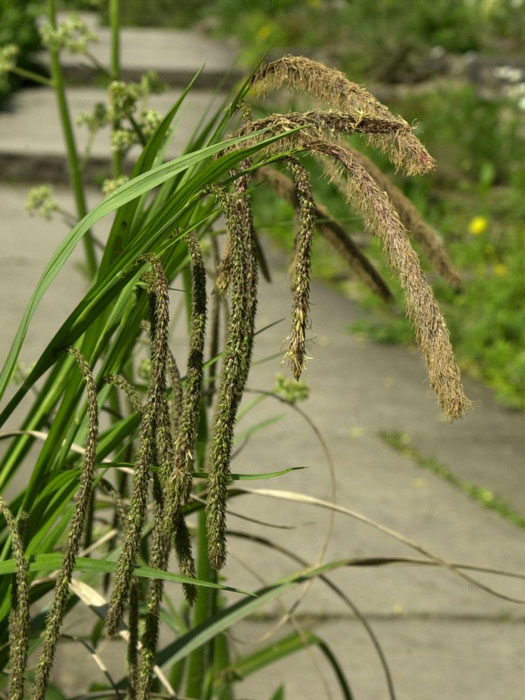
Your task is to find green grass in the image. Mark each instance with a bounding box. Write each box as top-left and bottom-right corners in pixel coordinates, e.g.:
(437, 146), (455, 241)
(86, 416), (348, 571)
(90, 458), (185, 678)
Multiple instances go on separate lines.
(381, 430), (525, 529)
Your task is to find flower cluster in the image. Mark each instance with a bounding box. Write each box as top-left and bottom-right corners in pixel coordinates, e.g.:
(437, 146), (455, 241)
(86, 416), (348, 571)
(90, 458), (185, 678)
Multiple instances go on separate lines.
(102, 175), (129, 196)
(76, 102), (109, 133)
(0, 44), (19, 89)
(25, 185), (59, 220)
(40, 14), (98, 55)
(0, 44), (18, 73)
(111, 128), (137, 152)
(138, 108), (162, 136)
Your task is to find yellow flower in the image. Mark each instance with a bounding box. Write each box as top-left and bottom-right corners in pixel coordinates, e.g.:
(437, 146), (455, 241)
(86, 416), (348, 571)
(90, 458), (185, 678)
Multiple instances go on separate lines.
(468, 216), (488, 235)
(257, 24), (272, 40)
(494, 263), (507, 277)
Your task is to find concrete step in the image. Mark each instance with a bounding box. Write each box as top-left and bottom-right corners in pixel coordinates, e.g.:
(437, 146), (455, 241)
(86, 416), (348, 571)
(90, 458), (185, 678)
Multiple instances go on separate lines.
(37, 11), (242, 89)
(0, 85), (223, 183)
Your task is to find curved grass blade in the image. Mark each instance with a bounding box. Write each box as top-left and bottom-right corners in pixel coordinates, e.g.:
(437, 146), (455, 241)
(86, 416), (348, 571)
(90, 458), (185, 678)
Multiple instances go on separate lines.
(156, 559), (373, 668)
(192, 467), (307, 481)
(222, 630), (353, 699)
(0, 555), (251, 595)
(238, 488), (525, 605)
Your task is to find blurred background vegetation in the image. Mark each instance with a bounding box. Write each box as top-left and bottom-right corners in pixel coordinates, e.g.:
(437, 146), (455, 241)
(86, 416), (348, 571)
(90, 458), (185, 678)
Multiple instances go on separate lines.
(1, 0), (524, 409)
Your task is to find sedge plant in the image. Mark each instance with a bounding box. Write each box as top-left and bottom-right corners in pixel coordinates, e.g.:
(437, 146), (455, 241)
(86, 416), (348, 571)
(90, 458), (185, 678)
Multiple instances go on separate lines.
(1, 6), (523, 699)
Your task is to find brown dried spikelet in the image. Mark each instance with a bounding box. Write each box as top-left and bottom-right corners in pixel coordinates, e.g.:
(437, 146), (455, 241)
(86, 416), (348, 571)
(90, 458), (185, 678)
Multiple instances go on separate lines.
(283, 157), (315, 380)
(247, 109), (408, 138)
(347, 146), (461, 288)
(106, 255), (171, 636)
(256, 165), (393, 302)
(0, 498), (29, 700)
(32, 348), (100, 699)
(313, 140), (470, 420)
(251, 56), (435, 175)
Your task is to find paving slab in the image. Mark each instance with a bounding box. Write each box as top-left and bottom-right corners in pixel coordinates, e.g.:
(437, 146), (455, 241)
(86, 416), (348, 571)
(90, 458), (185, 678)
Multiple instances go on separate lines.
(37, 11), (241, 88)
(234, 618), (525, 700)
(0, 86), (223, 182)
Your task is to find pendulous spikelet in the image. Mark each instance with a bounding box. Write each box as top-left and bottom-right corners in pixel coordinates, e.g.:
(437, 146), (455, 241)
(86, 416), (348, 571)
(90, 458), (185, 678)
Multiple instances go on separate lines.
(32, 348), (100, 700)
(167, 350), (183, 436)
(314, 139), (470, 419)
(257, 165), (393, 301)
(0, 498), (29, 700)
(283, 157), (316, 380)
(127, 579), (139, 699)
(105, 373), (143, 414)
(229, 95), (468, 419)
(207, 171), (259, 569)
(106, 255), (171, 636)
(136, 233), (206, 698)
(347, 146), (462, 288)
(250, 56), (435, 175)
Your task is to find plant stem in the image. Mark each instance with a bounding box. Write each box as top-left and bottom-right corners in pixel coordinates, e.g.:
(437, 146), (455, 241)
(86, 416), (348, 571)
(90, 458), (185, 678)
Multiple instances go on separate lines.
(11, 66), (54, 87)
(109, 0), (122, 178)
(47, 0), (97, 278)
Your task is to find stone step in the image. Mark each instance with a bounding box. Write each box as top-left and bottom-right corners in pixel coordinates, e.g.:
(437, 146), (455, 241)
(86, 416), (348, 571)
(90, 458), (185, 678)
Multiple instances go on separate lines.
(36, 11), (242, 89)
(0, 86), (223, 183)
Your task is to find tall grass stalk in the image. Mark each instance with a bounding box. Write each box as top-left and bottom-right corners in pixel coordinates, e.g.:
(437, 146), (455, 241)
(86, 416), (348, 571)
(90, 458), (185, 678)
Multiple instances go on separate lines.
(47, 0), (97, 278)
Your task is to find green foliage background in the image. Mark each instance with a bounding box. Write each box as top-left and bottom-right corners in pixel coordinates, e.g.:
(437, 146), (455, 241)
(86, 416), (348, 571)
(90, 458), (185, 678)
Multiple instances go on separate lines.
(0, 1), (41, 104)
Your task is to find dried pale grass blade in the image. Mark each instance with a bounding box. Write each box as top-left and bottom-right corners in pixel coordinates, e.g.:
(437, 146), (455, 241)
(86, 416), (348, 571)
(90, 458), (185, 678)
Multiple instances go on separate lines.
(237, 488), (525, 605)
(69, 579), (177, 697)
(60, 634), (123, 698)
(315, 141), (469, 420)
(250, 56), (435, 175)
(348, 147), (461, 288)
(0, 430), (125, 468)
(257, 166), (393, 301)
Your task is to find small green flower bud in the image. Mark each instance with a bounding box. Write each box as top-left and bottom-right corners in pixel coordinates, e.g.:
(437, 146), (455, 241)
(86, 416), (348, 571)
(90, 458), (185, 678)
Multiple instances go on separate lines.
(25, 185), (59, 220)
(40, 15), (98, 55)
